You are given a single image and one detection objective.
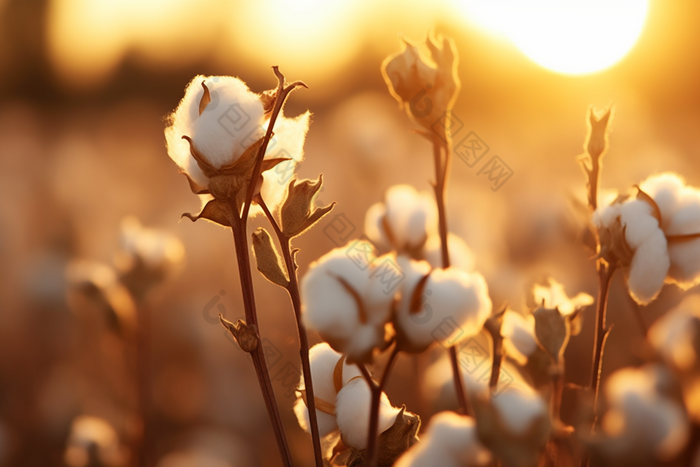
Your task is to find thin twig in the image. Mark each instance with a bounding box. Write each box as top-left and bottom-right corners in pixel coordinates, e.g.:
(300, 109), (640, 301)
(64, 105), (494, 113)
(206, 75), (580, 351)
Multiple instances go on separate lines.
(257, 196), (324, 467)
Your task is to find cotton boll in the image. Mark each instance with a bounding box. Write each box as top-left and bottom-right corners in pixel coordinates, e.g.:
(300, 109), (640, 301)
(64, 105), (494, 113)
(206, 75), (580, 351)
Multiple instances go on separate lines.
(531, 278), (593, 317)
(602, 365), (689, 461)
(423, 232), (475, 272)
(395, 443), (460, 467)
(364, 202), (391, 252)
(395, 259), (491, 352)
(593, 199), (622, 231)
(620, 199), (662, 249)
(668, 239), (700, 287)
(257, 111), (311, 214)
(627, 230), (670, 305)
(165, 75), (266, 186)
(366, 185), (437, 253)
(639, 173), (686, 230)
(119, 217), (185, 271)
(491, 384), (547, 436)
(301, 243), (395, 362)
(189, 77), (265, 168)
(335, 378), (400, 450)
(649, 295), (700, 371)
(293, 343), (363, 437)
(293, 397), (338, 438)
(501, 311), (537, 365)
(396, 412), (490, 467)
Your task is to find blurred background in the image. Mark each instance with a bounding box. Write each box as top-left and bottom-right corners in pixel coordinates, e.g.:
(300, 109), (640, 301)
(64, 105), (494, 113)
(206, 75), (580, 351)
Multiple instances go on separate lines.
(2, 0), (700, 465)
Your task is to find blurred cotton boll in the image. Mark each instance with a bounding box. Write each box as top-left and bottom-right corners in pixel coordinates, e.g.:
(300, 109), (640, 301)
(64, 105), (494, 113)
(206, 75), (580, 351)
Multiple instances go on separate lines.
(364, 184), (437, 255)
(335, 378), (400, 450)
(490, 384), (547, 437)
(395, 411), (491, 467)
(394, 256), (492, 353)
(64, 416), (127, 467)
(65, 259), (137, 334)
(119, 217), (184, 272)
(300, 242), (396, 363)
(422, 232), (475, 272)
(531, 278), (593, 316)
(501, 310), (537, 365)
(292, 343), (362, 438)
(649, 294), (700, 372)
(593, 364), (689, 464)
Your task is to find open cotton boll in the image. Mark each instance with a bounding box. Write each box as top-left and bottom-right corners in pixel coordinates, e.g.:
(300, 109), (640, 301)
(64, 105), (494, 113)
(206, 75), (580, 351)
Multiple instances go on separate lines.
(639, 173), (687, 231)
(293, 343), (363, 437)
(627, 230), (670, 304)
(165, 75), (266, 187)
(532, 278), (593, 317)
(423, 232), (475, 272)
(649, 295), (700, 371)
(394, 257), (491, 352)
(335, 378), (400, 450)
(602, 365), (689, 461)
(501, 310), (537, 365)
(301, 242), (395, 363)
(619, 199), (663, 249)
(396, 412), (491, 467)
(257, 111), (311, 215)
(491, 384), (547, 436)
(365, 185), (437, 253)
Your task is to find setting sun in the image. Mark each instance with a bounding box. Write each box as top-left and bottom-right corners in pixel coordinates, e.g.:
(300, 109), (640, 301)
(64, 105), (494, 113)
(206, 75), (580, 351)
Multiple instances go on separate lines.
(460, 0), (649, 75)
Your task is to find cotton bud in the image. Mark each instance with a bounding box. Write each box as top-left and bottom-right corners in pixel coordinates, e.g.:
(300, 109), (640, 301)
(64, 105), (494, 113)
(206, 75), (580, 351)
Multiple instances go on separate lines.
(382, 34), (460, 136)
(394, 256), (491, 353)
(473, 384), (550, 467)
(501, 310), (537, 365)
(165, 75), (310, 224)
(117, 217), (185, 300)
(335, 378), (401, 450)
(293, 343), (362, 438)
(364, 184), (437, 254)
(395, 412), (491, 467)
(280, 175), (335, 238)
(300, 242), (396, 363)
(590, 364), (689, 465)
(64, 416), (127, 467)
(423, 232), (475, 271)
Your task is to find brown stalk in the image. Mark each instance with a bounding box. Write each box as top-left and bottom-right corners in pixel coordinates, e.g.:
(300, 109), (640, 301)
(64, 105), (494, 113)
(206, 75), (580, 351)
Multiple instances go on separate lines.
(257, 196), (324, 467)
(357, 345), (401, 467)
(431, 132), (471, 416)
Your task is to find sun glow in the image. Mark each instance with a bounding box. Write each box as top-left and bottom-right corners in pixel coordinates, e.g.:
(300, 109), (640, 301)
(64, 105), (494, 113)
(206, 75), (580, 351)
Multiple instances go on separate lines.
(459, 0), (649, 75)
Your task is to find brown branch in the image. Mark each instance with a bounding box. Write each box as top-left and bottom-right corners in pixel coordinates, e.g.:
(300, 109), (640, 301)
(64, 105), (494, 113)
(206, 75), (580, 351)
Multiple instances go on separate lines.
(257, 196), (324, 467)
